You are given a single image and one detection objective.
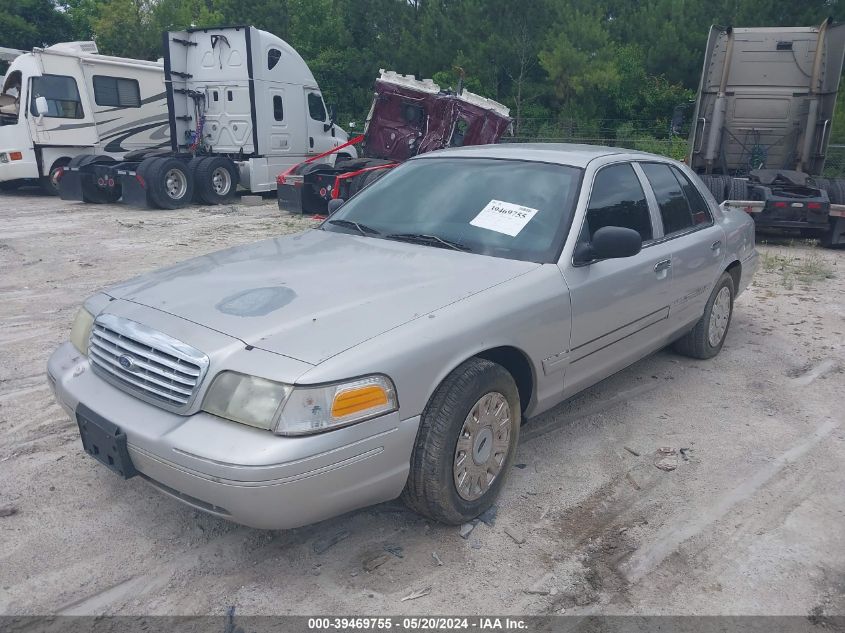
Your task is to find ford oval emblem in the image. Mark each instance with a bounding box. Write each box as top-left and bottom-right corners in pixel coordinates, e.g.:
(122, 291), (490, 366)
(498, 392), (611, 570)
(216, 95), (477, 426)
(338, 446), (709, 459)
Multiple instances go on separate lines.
(118, 354), (135, 371)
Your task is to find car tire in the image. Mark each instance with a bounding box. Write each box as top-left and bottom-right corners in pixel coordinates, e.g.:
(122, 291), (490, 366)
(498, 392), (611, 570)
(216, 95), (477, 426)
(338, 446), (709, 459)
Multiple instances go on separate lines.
(194, 156), (239, 205)
(146, 157), (193, 209)
(673, 271), (735, 359)
(402, 357), (520, 524)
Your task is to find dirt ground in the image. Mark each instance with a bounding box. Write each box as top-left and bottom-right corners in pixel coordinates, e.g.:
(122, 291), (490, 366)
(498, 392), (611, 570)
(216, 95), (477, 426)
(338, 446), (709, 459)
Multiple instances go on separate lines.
(0, 189), (843, 617)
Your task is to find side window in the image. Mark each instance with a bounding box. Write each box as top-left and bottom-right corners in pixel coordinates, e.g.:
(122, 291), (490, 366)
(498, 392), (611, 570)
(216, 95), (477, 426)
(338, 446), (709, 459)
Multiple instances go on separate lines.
(308, 92), (326, 121)
(641, 163), (711, 235)
(267, 48), (282, 70)
(273, 95), (284, 121)
(93, 76), (141, 108)
(674, 168), (713, 227)
(582, 163), (653, 243)
(29, 74), (84, 119)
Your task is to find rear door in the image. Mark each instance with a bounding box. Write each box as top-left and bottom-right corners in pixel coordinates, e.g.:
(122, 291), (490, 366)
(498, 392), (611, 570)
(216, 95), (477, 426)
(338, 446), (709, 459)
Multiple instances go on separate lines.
(639, 162), (725, 331)
(562, 162), (675, 396)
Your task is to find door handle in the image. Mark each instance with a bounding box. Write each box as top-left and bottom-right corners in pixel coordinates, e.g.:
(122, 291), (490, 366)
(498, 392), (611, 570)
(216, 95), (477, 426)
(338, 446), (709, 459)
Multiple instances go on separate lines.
(654, 259), (672, 273)
(309, 136), (314, 149)
(711, 240), (722, 251)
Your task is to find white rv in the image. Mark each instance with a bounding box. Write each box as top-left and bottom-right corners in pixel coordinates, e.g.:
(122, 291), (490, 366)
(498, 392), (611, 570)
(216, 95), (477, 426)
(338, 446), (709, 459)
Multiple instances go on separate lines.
(61, 26), (355, 208)
(0, 41), (168, 193)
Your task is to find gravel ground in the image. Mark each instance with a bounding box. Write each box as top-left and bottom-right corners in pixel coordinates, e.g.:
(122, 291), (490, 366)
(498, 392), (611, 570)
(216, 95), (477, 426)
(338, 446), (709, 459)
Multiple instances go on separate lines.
(0, 189), (843, 617)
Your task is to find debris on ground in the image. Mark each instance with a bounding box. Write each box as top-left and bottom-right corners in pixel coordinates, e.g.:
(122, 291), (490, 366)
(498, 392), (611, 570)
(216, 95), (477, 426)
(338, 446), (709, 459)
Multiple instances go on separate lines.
(0, 504), (18, 518)
(312, 529), (351, 554)
(514, 463), (528, 469)
(459, 522), (476, 539)
(240, 195), (263, 206)
(624, 446), (641, 456)
(680, 447), (691, 461)
(363, 553), (392, 572)
(625, 472), (642, 490)
(504, 526), (526, 544)
(654, 447), (679, 472)
(400, 586), (432, 601)
(431, 551), (443, 566)
(384, 544), (404, 558)
(478, 505), (498, 527)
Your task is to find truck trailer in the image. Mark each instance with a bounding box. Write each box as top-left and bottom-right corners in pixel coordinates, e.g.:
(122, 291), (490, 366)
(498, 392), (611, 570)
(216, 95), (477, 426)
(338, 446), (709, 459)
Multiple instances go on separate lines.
(59, 26), (354, 208)
(686, 20), (845, 246)
(0, 41), (168, 194)
(277, 70), (512, 215)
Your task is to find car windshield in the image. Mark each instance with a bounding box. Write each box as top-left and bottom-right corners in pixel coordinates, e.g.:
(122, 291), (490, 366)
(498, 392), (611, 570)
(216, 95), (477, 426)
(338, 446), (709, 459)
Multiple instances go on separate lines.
(322, 157), (582, 263)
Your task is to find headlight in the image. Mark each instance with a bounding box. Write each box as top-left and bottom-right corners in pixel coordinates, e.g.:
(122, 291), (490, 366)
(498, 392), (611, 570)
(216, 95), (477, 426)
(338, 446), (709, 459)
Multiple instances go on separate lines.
(203, 372), (292, 430)
(202, 372), (397, 435)
(70, 307), (95, 355)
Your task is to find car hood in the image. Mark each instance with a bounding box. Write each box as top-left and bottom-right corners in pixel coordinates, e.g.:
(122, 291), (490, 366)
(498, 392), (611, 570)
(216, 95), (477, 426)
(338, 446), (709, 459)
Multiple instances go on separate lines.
(104, 229), (539, 365)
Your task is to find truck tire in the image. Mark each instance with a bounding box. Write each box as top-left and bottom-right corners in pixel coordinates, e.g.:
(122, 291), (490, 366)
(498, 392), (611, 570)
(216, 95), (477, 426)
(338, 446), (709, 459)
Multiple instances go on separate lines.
(820, 217), (845, 249)
(727, 177), (749, 201)
(194, 156), (239, 205)
(832, 179), (845, 205)
(699, 175), (726, 203)
(40, 158), (70, 196)
(145, 157), (193, 209)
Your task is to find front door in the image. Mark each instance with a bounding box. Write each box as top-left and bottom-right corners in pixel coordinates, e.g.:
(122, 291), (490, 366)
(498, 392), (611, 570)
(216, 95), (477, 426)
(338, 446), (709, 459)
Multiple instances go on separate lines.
(304, 90), (337, 157)
(562, 162), (675, 396)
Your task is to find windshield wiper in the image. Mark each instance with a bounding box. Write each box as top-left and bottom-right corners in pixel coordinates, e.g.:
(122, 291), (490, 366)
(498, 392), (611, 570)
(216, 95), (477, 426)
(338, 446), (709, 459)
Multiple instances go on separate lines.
(326, 218), (381, 236)
(385, 233), (472, 252)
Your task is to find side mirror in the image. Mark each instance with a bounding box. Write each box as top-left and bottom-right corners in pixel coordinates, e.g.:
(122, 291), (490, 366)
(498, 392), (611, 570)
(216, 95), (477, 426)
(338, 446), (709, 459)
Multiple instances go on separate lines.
(35, 96), (49, 117)
(575, 226), (642, 263)
(327, 197), (345, 215)
(324, 104), (337, 132)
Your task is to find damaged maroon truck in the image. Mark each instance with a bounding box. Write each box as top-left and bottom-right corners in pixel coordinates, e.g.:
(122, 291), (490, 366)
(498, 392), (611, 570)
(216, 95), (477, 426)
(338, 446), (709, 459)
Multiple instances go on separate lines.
(277, 70), (512, 214)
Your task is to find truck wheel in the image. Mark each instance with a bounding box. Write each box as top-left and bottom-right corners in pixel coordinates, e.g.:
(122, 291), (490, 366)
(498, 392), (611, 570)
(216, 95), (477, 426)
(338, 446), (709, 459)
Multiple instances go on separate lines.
(699, 175), (726, 203)
(146, 157), (193, 209)
(402, 358), (520, 524)
(40, 158), (70, 196)
(820, 217), (845, 249)
(194, 157), (239, 205)
(673, 272), (735, 359)
(832, 179), (845, 205)
(727, 178), (748, 201)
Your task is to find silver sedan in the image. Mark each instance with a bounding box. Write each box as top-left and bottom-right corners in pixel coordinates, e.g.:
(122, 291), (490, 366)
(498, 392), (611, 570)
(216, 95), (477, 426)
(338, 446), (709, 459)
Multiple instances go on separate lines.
(47, 144), (758, 528)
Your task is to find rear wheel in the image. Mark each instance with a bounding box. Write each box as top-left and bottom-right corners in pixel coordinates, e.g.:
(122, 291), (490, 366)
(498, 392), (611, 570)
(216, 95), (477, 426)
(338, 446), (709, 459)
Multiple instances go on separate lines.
(402, 358), (520, 524)
(40, 158), (70, 196)
(727, 177), (749, 201)
(673, 272), (735, 359)
(145, 157), (193, 209)
(699, 174), (726, 203)
(194, 156), (238, 204)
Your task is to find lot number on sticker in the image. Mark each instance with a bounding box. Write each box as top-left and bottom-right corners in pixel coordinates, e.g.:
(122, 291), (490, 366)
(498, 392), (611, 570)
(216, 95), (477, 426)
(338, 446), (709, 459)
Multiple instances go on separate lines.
(470, 200), (538, 237)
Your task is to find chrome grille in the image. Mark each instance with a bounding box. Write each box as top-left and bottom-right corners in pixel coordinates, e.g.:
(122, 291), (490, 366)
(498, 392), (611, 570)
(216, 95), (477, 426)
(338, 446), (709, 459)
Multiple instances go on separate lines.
(88, 314), (209, 412)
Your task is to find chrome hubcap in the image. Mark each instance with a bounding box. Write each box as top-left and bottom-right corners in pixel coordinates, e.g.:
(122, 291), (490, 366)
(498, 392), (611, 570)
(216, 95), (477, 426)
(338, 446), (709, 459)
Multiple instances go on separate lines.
(164, 168), (188, 200)
(708, 286), (731, 347)
(211, 167), (231, 195)
(453, 392), (512, 501)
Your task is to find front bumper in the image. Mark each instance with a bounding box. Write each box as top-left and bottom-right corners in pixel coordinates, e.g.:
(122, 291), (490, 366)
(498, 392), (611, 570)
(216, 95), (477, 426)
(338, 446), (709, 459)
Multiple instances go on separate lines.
(47, 342), (420, 529)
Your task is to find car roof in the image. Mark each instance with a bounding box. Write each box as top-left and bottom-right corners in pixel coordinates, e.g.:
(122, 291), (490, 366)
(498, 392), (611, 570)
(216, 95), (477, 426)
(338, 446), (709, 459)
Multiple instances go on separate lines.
(413, 142), (663, 168)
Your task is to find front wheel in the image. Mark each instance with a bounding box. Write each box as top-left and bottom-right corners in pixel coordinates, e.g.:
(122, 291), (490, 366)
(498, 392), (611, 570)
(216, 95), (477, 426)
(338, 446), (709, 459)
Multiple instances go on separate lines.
(402, 358), (520, 524)
(40, 158), (69, 196)
(673, 272), (735, 359)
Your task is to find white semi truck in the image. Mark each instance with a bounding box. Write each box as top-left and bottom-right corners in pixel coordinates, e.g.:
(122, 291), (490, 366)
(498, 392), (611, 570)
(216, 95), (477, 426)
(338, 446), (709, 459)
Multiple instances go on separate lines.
(60, 26), (354, 208)
(0, 41), (169, 194)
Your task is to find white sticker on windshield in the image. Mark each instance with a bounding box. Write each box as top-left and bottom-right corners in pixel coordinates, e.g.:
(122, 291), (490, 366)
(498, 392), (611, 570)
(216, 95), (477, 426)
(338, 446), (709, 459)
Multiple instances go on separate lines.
(470, 200), (538, 237)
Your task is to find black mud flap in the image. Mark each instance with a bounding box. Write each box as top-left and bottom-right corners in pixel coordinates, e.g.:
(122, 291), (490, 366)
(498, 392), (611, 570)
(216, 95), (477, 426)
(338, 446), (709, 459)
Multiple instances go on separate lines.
(76, 403), (138, 479)
(58, 169), (85, 202)
(278, 181), (304, 214)
(120, 171), (150, 207)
